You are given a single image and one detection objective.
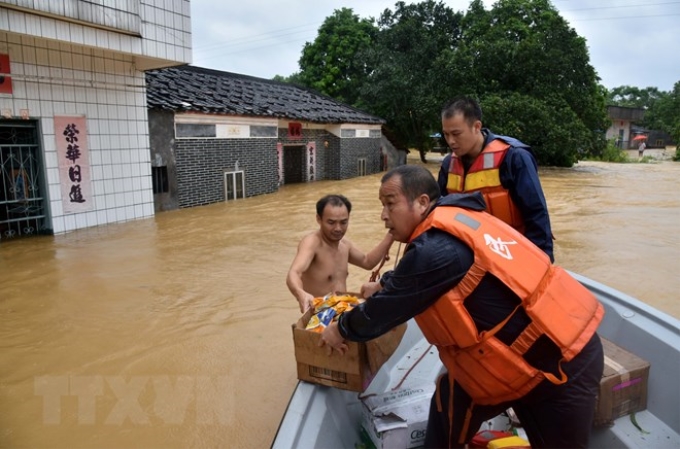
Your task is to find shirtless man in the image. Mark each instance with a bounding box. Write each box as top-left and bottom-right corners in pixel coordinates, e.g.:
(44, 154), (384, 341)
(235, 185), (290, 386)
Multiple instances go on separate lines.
(286, 194), (393, 313)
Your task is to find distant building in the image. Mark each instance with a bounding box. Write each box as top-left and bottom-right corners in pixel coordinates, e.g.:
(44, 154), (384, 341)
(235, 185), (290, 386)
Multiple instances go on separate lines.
(145, 65), (386, 211)
(630, 125), (675, 149)
(606, 106), (645, 149)
(0, 1), (191, 239)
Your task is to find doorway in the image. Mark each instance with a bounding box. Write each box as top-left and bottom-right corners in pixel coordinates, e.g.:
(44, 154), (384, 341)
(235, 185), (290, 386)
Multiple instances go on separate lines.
(283, 145), (305, 184)
(0, 121), (48, 240)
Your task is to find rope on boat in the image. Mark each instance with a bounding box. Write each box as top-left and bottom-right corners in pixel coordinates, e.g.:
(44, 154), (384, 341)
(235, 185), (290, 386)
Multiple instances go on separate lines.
(369, 254), (389, 282)
(370, 242), (403, 282)
(387, 242), (433, 391)
(391, 343), (434, 391)
(365, 242), (423, 394)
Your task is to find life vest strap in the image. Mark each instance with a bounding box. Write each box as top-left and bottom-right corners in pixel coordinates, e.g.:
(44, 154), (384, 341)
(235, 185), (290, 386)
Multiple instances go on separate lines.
(459, 397), (474, 445)
(543, 359), (568, 386)
(451, 262), (486, 299)
(509, 320), (543, 355)
(436, 373), (445, 413)
(479, 303), (522, 343)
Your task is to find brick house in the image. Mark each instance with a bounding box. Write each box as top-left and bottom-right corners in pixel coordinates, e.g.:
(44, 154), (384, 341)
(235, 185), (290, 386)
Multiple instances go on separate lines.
(145, 65), (386, 211)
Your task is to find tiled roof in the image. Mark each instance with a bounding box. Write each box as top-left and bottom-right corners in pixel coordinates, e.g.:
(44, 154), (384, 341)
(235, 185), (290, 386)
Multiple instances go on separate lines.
(145, 65), (385, 125)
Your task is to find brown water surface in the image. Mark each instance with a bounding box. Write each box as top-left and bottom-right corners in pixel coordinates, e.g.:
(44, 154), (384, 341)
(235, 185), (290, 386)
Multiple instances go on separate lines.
(1, 159), (678, 449)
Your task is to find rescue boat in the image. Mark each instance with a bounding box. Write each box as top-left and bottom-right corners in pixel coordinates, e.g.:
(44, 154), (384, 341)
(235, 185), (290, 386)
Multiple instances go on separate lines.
(271, 273), (680, 448)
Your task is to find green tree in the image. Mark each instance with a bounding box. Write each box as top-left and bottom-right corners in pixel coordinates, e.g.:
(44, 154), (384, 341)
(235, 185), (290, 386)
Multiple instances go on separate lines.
(359, 0), (463, 162)
(653, 81), (680, 149)
(438, 0), (609, 165)
(297, 8), (377, 105)
(272, 72), (304, 86)
(607, 85), (663, 108)
(294, 0), (612, 166)
(481, 93), (591, 166)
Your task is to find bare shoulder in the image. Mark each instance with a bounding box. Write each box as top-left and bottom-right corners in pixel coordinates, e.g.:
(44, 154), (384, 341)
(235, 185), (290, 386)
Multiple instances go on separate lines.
(338, 237), (357, 255)
(339, 237), (355, 249)
(298, 230), (323, 249)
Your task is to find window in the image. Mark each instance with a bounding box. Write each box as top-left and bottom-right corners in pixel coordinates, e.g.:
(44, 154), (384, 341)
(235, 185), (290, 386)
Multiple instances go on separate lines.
(224, 171), (245, 200)
(152, 166), (168, 194)
(176, 123), (216, 138)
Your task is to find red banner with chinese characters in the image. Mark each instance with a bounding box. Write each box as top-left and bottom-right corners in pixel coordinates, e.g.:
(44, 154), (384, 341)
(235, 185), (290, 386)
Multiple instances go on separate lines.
(55, 116), (93, 213)
(0, 53), (12, 95)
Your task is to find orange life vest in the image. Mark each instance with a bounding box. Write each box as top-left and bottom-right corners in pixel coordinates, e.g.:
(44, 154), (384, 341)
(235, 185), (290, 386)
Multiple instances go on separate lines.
(446, 140), (524, 233)
(410, 206), (603, 405)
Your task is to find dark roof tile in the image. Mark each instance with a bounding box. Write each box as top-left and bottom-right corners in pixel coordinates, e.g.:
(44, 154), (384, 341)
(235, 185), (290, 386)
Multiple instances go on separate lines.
(145, 65), (384, 125)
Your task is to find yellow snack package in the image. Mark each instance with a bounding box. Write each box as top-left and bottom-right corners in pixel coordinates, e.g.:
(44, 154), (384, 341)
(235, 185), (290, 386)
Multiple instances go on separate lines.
(305, 293), (360, 331)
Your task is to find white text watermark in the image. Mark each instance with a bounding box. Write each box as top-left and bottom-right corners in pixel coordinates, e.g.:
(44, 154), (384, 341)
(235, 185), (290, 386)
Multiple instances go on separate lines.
(34, 375), (235, 425)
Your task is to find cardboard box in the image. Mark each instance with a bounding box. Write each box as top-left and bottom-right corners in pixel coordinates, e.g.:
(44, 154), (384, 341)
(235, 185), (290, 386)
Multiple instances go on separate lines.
(292, 309), (406, 392)
(360, 384), (435, 449)
(594, 338), (650, 426)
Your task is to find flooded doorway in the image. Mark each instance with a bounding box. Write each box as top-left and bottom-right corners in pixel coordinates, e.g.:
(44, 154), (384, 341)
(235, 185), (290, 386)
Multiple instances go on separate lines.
(283, 145), (304, 184)
(0, 120), (48, 240)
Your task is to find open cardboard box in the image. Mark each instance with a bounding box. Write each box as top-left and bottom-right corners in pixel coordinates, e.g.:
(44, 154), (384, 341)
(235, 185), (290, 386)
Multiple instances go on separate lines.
(360, 384), (435, 449)
(292, 306), (406, 392)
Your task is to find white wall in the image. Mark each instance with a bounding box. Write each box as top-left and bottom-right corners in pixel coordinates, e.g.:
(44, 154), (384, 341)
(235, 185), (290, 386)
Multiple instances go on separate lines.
(0, 0), (191, 235)
(0, 1), (192, 67)
(0, 32), (154, 234)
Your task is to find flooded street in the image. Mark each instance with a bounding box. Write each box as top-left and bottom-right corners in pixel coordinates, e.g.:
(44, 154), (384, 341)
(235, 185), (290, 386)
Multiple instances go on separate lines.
(1, 158), (679, 449)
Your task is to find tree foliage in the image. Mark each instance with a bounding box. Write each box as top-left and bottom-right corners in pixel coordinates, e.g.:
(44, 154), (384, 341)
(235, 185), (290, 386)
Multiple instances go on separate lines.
(297, 8), (377, 105)
(292, 0), (625, 166)
(357, 1), (463, 161)
(272, 72), (304, 86)
(438, 0), (608, 165)
(653, 81), (680, 148)
(481, 93), (591, 166)
(607, 85), (663, 108)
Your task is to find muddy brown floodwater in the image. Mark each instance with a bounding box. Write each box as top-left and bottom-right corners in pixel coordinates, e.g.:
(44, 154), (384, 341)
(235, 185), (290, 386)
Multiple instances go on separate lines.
(1, 158), (678, 449)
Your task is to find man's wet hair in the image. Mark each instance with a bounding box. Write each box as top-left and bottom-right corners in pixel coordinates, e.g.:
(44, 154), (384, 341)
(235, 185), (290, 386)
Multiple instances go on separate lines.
(441, 96), (482, 126)
(316, 194), (352, 217)
(381, 165), (441, 204)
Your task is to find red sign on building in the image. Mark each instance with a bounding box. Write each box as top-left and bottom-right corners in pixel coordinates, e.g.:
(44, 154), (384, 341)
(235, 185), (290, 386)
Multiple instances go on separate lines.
(288, 122), (302, 139)
(0, 54), (12, 95)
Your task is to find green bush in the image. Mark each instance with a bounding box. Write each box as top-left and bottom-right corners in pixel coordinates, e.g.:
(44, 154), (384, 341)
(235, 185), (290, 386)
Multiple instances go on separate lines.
(598, 140), (629, 162)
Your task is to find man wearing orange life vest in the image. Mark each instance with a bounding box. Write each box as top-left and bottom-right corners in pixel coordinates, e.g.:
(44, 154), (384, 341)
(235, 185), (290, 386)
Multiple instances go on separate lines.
(437, 97), (554, 262)
(321, 165), (604, 449)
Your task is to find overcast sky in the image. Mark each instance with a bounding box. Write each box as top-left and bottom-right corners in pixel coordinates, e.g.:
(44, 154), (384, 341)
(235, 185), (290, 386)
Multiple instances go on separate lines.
(189, 0), (680, 92)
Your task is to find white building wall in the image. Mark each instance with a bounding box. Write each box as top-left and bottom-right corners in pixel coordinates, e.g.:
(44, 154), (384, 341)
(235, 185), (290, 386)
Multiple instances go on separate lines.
(0, 1), (192, 67)
(0, 32), (153, 233)
(0, 1), (191, 235)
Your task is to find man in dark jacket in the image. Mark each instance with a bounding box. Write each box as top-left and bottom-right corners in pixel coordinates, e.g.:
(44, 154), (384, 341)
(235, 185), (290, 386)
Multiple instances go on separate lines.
(321, 165), (603, 449)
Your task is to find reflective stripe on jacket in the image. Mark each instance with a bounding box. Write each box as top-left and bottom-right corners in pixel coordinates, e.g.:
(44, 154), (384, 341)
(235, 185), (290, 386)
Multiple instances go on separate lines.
(446, 139), (524, 233)
(410, 206), (603, 405)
